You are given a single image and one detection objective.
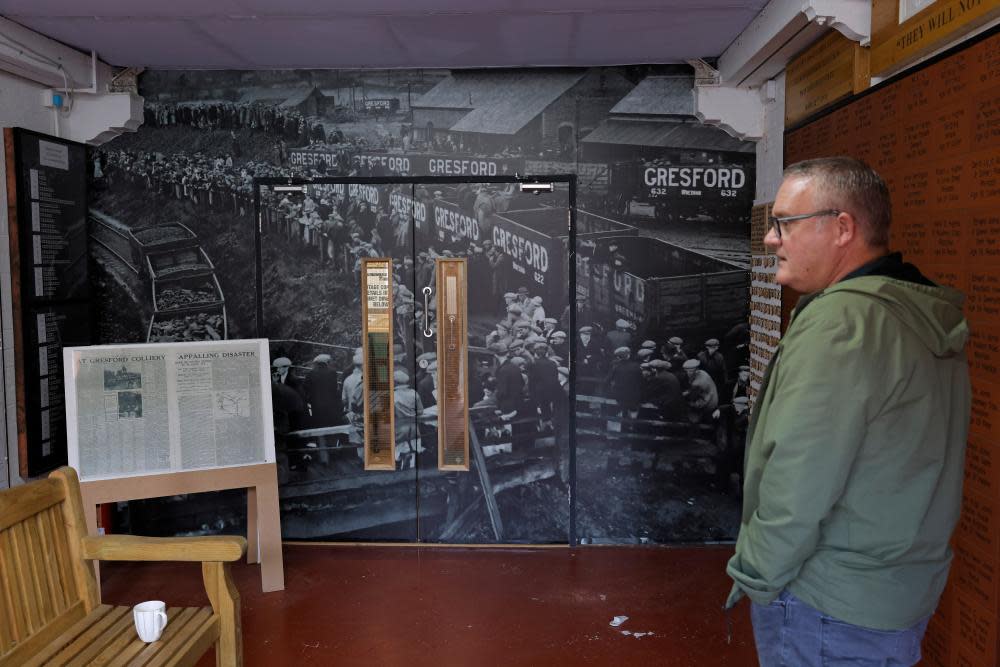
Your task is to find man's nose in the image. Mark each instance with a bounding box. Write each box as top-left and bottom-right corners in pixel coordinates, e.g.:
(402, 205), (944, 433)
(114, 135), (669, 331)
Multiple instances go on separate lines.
(763, 225), (781, 250)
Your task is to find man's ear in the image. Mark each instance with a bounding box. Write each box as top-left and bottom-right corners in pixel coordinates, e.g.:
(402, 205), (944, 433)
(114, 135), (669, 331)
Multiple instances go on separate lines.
(834, 211), (858, 247)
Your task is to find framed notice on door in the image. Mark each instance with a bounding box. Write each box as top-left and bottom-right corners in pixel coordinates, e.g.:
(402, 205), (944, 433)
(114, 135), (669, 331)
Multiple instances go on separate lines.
(361, 258), (395, 470)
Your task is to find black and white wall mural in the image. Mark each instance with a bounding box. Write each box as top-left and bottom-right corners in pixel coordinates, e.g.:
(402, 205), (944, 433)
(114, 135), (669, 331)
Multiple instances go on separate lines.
(88, 66), (754, 545)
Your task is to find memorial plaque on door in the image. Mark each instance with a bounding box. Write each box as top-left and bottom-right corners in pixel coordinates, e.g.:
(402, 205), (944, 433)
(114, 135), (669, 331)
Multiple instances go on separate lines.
(436, 259), (469, 470)
(362, 258), (395, 470)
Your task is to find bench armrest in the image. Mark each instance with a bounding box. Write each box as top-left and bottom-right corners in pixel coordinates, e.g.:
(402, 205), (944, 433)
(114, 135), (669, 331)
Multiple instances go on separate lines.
(81, 534), (247, 563)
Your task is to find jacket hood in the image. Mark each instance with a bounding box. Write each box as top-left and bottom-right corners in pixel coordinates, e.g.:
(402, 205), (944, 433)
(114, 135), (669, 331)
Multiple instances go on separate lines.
(824, 276), (968, 358)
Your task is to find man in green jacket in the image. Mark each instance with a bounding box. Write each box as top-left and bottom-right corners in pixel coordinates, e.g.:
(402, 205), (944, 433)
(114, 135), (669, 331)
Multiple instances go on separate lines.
(725, 157), (970, 666)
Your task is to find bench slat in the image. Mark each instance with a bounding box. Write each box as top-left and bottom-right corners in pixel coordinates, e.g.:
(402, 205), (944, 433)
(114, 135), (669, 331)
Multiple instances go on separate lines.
(43, 505), (78, 612)
(0, 531), (17, 652)
(8, 522), (42, 633)
(95, 607), (197, 667)
(24, 514), (56, 625)
(34, 510), (69, 613)
(135, 607), (215, 667)
(46, 605), (131, 666)
(90, 607), (194, 667)
(158, 611), (218, 667)
(63, 607), (137, 667)
(1, 601), (91, 667)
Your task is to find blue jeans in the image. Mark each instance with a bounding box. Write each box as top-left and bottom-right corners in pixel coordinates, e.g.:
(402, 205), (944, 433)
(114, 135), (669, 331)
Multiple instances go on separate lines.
(750, 590), (929, 667)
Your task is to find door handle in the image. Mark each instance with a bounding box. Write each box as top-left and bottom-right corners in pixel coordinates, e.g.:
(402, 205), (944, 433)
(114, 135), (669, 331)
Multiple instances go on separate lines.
(422, 286), (433, 337)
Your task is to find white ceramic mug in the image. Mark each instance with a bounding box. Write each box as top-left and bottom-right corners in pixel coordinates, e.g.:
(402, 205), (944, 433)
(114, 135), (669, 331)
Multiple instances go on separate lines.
(133, 601), (168, 643)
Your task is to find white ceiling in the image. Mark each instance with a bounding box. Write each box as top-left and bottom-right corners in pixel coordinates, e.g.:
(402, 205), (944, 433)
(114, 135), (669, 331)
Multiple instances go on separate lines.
(0, 1), (768, 70)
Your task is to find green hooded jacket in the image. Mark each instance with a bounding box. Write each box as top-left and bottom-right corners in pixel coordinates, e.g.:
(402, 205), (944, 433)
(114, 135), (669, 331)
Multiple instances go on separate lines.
(725, 274), (971, 630)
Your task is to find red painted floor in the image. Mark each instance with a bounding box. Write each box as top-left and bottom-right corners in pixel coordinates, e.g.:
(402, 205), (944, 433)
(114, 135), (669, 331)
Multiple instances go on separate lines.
(100, 544), (757, 666)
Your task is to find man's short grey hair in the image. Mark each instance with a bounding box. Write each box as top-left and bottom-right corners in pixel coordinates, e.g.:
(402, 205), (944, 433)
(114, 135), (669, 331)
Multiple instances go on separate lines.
(784, 157), (891, 247)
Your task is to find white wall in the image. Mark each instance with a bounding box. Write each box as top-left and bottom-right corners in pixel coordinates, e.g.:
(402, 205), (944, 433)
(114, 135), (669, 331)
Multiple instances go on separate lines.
(0, 70), (54, 487)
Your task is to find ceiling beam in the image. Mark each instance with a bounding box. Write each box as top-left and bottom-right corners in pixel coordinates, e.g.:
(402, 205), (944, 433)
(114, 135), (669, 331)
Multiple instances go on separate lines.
(717, 0), (870, 87)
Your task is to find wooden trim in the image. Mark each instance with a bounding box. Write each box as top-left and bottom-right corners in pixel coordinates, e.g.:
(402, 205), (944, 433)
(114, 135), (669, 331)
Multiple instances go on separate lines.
(361, 258), (396, 470)
(853, 46), (872, 94)
(435, 259), (470, 471)
(3, 128), (28, 479)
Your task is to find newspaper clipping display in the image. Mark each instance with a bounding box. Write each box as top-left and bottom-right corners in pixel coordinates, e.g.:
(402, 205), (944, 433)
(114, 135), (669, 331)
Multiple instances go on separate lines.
(65, 339), (275, 480)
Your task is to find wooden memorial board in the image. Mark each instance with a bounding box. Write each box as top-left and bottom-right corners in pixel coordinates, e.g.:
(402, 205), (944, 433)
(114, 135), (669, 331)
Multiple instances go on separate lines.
(749, 253), (780, 409)
(4, 127), (93, 477)
(785, 30), (870, 125)
(871, 0), (1000, 78)
(750, 202), (771, 255)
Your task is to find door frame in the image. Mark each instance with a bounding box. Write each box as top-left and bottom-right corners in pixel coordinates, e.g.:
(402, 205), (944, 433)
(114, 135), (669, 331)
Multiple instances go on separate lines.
(254, 174), (580, 545)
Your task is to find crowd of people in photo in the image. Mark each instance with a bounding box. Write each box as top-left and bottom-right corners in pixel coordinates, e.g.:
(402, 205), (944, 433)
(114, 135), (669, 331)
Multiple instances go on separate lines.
(268, 279), (574, 475)
(268, 251), (750, 486)
(94, 99), (750, 491)
(260, 182), (517, 279)
(145, 101), (324, 147)
(93, 142), (513, 226)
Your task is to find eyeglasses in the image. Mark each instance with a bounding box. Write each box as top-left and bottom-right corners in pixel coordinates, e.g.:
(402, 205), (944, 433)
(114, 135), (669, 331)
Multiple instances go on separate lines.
(768, 209), (841, 239)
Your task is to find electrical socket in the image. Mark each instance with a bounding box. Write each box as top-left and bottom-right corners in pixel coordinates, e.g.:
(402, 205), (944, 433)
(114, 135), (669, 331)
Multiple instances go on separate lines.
(41, 89), (64, 109)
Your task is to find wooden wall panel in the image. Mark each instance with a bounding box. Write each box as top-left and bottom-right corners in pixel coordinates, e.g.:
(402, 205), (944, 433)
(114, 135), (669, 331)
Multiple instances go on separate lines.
(785, 30), (870, 125)
(785, 28), (1000, 662)
(871, 0), (1000, 78)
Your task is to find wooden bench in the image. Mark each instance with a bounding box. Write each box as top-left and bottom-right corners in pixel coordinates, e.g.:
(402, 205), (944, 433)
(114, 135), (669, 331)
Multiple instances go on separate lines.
(0, 466), (246, 666)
